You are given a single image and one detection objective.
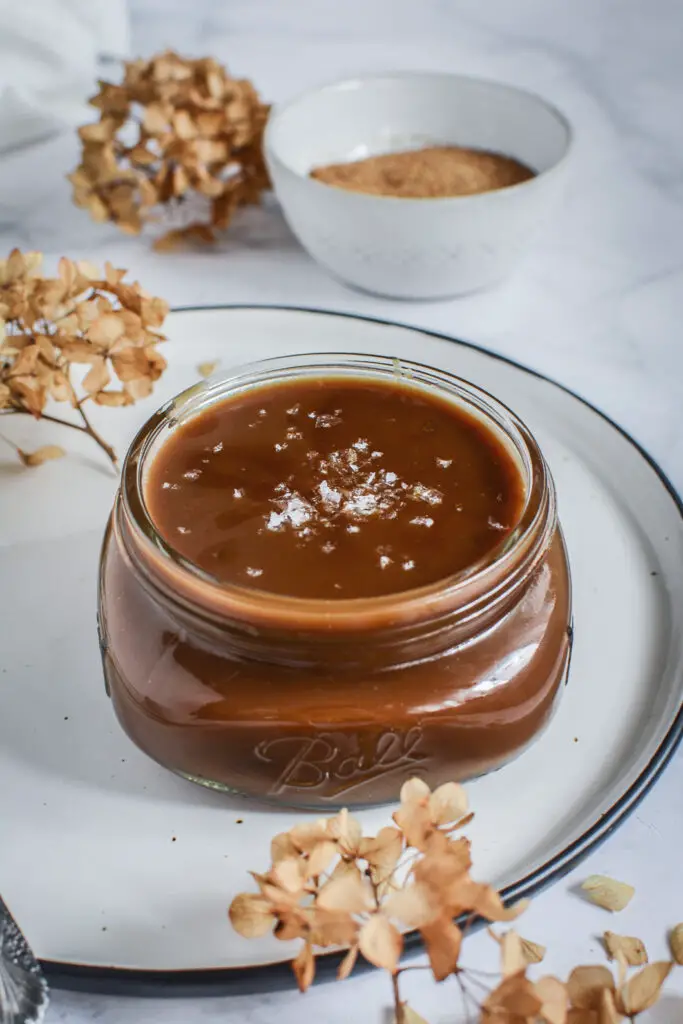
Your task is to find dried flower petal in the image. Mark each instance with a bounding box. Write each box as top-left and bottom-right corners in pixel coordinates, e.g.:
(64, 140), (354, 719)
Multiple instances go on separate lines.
(394, 778), (471, 853)
(669, 923), (683, 965)
(420, 916), (462, 981)
(401, 1006), (430, 1024)
(270, 857), (305, 895)
(305, 840), (338, 879)
(521, 936), (547, 966)
(88, 313), (126, 347)
(153, 224), (217, 251)
(534, 976), (568, 1024)
(197, 360), (219, 378)
(308, 909), (357, 949)
(359, 826), (403, 892)
(328, 859), (363, 884)
(358, 914), (402, 972)
(428, 782), (468, 827)
(400, 778), (430, 803)
(500, 930), (527, 977)
(581, 876), (634, 913)
(327, 808), (363, 858)
(83, 359), (111, 394)
(598, 988), (621, 1024)
(292, 942), (315, 993)
(0, 250), (42, 285)
(393, 789), (431, 849)
(317, 872), (371, 914)
(17, 444), (66, 467)
(602, 931), (647, 967)
(228, 892), (273, 938)
(94, 389), (133, 407)
(465, 882), (528, 923)
(491, 927), (547, 970)
(617, 961), (671, 1016)
(567, 966), (615, 1011)
(288, 820), (331, 854)
(384, 883), (437, 929)
(337, 943), (358, 981)
(484, 974), (543, 1018)
(271, 831), (298, 864)
(274, 914), (307, 943)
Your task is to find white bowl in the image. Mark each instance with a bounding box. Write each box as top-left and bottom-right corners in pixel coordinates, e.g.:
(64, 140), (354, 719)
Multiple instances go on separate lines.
(264, 72), (572, 299)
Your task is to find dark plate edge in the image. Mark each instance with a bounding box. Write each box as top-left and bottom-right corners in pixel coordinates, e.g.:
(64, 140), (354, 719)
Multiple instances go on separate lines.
(41, 304), (683, 996)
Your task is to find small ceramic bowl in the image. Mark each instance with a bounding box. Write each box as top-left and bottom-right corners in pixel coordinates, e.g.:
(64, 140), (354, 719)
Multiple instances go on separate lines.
(264, 72), (572, 300)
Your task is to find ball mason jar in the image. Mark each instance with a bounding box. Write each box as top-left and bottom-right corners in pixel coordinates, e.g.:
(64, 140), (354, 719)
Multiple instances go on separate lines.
(98, 353), (572, 808)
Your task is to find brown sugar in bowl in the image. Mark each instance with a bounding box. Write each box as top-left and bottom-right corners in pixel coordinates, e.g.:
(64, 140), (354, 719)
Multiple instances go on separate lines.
(98, 353), (572, 808)
(310, 145), (536, 199)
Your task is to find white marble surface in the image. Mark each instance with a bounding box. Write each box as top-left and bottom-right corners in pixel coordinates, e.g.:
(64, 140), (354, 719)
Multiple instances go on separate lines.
(1, 0), (682, 1020)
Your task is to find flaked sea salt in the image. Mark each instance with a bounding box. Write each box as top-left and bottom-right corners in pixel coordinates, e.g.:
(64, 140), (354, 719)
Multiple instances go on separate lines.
(410, 483), (442, 505)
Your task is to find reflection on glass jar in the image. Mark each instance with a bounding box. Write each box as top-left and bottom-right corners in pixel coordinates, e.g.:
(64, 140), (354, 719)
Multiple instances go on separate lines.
(98, 353), (572, 808)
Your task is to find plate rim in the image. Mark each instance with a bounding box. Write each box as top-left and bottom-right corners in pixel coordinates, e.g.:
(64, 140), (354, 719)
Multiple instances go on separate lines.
(39, 303), (683, 994)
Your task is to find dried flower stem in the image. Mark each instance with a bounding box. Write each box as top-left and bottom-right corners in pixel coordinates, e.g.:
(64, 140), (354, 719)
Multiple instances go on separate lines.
(456, 972), (478, 1024)
(12, 407), (118, 468)
(391, 971), (405, 1024)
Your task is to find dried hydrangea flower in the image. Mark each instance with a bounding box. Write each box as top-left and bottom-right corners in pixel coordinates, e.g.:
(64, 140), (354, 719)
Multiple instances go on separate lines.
(227, 778), (678, 1024)
(69, 50), (270, 249)
(0, 249), (168, 466)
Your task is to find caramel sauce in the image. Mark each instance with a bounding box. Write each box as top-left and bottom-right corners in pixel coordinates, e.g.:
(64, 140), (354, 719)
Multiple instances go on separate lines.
(145, 377), (525, 600)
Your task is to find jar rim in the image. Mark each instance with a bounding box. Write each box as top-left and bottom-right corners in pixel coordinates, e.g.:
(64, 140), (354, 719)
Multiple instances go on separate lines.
(120, 352), (554, 631)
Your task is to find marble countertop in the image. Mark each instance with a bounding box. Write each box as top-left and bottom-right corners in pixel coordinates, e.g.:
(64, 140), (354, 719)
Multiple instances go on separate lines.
(1, 0), (681, 1021)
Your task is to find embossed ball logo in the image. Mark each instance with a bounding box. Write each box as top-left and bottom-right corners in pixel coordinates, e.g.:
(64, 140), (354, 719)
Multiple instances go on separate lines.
(255, 728), (427, 797)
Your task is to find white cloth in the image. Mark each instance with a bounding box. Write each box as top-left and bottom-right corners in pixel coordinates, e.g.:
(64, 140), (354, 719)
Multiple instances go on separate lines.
(0, 0), (130, 154)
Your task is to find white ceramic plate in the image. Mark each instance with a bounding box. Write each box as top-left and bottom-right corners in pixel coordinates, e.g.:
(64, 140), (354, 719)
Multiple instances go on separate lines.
(1, 307), (681, 994)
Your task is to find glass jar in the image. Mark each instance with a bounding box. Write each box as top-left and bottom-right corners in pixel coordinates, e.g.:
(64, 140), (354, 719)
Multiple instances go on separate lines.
(98, 353), (572, 808)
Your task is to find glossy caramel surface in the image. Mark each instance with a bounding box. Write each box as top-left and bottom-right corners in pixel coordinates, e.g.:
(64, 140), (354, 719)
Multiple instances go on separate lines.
(145, 378), (524, 599)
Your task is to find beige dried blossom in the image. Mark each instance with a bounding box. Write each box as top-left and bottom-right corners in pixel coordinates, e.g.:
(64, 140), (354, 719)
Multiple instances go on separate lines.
(197, 359), (219, 378)
(0, 249), (168, 466)
(16, 444), (66, 466)
(669, 923), (683, 965)
(482, 973), (543, 1019)
(230, 779), (526, 1005)
(580, 876), (635, 913)
(618, 961), (672, 1016)
(392, 777), (471, 852)
(602, 931), (648, 967)
(228, 779), (679, 1024)
(69, 50), (270, 248)
(489, 928), (546, 976)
